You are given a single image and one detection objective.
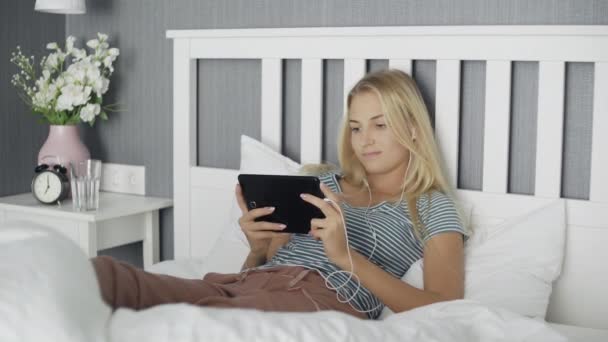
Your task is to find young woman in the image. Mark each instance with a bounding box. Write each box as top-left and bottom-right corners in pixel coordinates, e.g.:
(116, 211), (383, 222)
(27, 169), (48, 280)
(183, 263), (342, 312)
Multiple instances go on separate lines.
(93, 69), (469, 320)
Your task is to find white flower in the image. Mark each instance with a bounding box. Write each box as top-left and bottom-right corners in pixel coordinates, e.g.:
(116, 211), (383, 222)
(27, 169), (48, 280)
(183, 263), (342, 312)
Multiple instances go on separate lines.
(92, 77), (109, 97)
(56, 93), (74, 111)
(101, 78), (109, 94)
(85, 63), (101, 82)
(66, 61), (91, 83)
(79, 103), (100, 122)
(54, 76), (65, 88)
(35, 76), (48, 90)
(72, 48), (86, 60)
(11, 32), (117, 126)
(56, 84), (90, 111)
(32, 89), (49, 108)
(45, 53), (59, 69)
(66, 36), (76, 53)
(108, 48), (119, 57)
(103, 56), (113, 67)
(86, 39), (100, 49)
(31, 80), (58, 109)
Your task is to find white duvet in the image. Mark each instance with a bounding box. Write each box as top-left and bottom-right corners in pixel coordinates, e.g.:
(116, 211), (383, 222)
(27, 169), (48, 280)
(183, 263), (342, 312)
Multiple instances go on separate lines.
(0, 222), (566, 342)
(109, 300), (565, 342)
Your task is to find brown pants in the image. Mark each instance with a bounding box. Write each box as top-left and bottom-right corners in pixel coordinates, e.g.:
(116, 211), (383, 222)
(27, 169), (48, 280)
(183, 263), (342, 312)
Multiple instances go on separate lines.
(92, 256), (367, 319)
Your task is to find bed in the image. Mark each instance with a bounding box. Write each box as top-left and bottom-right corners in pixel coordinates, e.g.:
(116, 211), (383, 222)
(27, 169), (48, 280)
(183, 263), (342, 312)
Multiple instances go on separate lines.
(1, 25), (608, 341)
(164, 25), (608, 340)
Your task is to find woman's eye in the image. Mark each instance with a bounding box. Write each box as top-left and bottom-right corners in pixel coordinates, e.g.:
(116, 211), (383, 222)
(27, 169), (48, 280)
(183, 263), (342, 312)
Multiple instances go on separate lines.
(350, 127), (360, 133)
(376, 124), (386, 128)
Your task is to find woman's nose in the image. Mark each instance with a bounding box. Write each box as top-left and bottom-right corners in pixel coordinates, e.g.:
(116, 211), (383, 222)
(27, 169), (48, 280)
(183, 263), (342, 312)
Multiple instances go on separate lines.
(362, 130), (375, 146)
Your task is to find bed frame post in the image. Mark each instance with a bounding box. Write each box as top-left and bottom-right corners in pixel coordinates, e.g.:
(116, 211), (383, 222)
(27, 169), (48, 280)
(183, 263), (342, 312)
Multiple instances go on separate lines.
(173, 38), (196, 259)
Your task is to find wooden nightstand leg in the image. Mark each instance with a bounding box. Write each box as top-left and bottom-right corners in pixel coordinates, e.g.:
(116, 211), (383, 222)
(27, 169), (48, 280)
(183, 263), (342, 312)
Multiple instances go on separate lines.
(143, 210), (160, 269)
(78, 222), (98, 258)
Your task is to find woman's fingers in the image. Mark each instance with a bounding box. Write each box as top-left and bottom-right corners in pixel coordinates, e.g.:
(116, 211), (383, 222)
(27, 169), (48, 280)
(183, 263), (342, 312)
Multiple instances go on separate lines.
(300, 193), (336, 218)
(309, 219), (329, 241)
(300, 183), (343, 218)
(251, 221), (287, 232)
(319, 183), (341, 204)
(309, 226), (323, 240)
(310, 218), (326, 228)
(249, 231), (286, 239)
(242, 206), (276, 221)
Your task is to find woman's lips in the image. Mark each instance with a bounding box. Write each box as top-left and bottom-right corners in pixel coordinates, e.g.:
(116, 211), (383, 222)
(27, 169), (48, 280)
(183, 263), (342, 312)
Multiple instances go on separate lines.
(363, 151), (382, 158)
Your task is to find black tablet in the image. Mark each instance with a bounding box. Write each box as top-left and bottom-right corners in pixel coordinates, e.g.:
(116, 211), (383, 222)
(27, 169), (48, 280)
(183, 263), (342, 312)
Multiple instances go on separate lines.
(237, 174), (326, 234)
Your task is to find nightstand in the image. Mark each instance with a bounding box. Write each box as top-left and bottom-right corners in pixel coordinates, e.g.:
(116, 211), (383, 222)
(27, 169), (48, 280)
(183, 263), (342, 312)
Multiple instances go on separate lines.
(0, 192), (173, 269)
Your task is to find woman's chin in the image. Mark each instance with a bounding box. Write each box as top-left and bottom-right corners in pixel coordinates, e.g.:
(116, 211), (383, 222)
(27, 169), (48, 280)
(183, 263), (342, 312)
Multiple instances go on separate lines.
(362, 162), (386, 174)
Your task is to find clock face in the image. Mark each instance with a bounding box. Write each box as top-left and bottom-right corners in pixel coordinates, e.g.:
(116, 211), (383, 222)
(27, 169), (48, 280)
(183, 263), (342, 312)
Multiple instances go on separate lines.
(33, 171), (64, 203)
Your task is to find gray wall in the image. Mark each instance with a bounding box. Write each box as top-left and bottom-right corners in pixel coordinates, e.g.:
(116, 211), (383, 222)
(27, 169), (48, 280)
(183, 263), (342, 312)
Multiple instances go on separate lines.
(4, 0), (606, 267)
(1, 1), (65, 196)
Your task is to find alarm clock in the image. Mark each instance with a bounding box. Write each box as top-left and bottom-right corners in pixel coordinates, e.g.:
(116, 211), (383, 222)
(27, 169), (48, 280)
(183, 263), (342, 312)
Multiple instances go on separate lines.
(31, 164), (70, 204)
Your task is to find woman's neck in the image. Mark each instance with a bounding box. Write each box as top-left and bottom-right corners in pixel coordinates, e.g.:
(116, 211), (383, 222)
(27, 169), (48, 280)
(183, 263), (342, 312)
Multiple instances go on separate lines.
(365, 163), (409, 198)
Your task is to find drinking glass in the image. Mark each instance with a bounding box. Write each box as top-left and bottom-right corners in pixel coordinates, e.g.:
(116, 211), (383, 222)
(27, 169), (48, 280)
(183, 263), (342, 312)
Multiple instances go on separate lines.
(70, 159), (102, 211)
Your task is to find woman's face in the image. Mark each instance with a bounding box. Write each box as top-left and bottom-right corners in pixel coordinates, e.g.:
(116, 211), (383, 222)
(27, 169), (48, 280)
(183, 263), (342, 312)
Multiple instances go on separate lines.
(348, 91), (410, 175)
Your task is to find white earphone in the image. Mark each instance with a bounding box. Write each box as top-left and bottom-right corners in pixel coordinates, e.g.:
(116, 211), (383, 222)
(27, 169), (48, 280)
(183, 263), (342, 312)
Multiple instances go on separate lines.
(317, 150), (414, 314)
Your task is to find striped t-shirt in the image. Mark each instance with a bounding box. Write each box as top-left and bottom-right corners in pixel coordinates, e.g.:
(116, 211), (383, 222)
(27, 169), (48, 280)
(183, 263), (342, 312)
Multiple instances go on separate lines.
(253, 171), (466, 319)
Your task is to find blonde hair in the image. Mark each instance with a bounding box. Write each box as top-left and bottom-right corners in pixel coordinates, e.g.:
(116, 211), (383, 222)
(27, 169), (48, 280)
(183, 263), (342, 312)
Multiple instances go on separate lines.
(302, 69), (469, 242)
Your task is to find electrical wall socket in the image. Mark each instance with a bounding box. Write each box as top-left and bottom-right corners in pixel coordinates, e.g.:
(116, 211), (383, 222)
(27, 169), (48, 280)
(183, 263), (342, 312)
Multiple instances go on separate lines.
(100, 163), (146, 195)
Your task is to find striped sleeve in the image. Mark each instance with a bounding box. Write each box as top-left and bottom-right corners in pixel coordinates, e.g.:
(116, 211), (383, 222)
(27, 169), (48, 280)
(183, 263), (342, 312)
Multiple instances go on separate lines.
(417, 191), (465, 243)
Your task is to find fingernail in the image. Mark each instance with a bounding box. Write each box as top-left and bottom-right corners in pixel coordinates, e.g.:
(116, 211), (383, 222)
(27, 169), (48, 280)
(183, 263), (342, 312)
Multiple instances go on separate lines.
(300, 194), (307, 198)
(268, 207), (275, 211)
(279, 224), (286, 229)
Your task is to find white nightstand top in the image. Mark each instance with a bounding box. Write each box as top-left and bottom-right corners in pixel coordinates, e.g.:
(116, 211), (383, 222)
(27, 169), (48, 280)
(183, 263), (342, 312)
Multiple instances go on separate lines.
(0, 192), (173, 222)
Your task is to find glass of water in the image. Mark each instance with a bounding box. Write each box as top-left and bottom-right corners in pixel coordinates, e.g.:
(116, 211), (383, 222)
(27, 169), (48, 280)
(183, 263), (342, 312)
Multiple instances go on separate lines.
(70, 159), (102, 211)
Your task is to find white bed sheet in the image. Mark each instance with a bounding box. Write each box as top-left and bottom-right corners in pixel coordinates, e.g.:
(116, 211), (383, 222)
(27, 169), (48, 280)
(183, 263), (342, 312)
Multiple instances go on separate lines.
(547, 323), (608, 342)
(108, 299), (567, 342)
(147, 259), (608, 342)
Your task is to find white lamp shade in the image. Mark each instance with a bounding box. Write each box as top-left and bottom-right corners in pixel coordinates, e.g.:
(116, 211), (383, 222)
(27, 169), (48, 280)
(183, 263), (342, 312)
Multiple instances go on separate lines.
(35, 0), (86, 14)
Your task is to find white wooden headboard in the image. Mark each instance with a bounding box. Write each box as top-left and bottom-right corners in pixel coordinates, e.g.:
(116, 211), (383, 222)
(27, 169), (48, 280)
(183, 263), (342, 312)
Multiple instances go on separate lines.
(167, 26), (608, 329)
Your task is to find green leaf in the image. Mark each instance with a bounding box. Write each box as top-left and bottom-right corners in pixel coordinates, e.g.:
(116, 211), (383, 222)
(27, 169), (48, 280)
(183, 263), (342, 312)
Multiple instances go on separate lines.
(100, 111), (108, 120)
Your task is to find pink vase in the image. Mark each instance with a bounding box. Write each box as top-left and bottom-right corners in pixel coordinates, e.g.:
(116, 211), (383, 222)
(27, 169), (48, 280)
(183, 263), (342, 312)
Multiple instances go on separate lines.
(37, 125), (90, 168)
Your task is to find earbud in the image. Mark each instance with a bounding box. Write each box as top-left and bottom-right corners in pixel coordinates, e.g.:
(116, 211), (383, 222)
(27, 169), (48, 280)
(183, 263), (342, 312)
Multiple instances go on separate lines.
(411, 128), (417, 141)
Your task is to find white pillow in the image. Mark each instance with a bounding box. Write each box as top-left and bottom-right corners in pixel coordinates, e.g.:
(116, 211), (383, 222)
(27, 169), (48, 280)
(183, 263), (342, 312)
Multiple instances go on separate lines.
(201, 135), (301, 274)
(0, 221), (110, 341)
(239, 135), (301, 176)
(380, 199), (566, 319)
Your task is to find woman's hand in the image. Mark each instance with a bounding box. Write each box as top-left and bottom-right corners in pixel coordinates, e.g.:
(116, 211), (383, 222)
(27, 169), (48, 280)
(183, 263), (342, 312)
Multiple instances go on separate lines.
(300, 183), (350, 265)
(235, 184), (287, 255)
